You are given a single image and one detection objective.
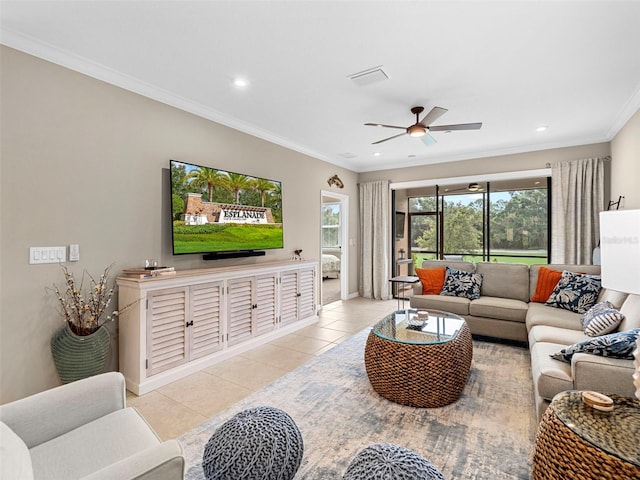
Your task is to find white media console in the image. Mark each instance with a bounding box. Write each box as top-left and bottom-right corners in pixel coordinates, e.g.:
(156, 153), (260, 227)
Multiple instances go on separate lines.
(116, 260), (318, 394)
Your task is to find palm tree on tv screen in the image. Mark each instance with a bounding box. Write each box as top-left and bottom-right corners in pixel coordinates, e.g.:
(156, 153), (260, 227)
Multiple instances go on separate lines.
(222, 173), (251, 205)
(250, 178), (277, 207)
(185, 167), (223, 202)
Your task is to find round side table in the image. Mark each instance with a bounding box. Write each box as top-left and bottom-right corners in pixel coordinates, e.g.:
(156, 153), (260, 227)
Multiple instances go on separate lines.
(531, 390), (640, 480)
(365, 309), (473, 408)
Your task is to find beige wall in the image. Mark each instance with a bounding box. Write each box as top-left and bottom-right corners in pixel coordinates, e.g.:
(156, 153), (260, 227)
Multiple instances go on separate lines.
(0, 47), (359, 403)
(610, 107), (640, 209)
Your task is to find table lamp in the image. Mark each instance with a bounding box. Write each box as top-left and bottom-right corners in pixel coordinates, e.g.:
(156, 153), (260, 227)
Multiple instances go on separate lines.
(599, 209), (640, 400)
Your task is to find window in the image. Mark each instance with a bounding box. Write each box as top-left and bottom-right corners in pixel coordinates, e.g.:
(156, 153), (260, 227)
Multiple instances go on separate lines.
(322, 203), (341, 248)
(407, 178), (549, 266)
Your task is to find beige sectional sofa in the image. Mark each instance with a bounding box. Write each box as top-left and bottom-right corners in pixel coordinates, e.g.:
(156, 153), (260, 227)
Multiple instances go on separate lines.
(410, 260), (640, 419)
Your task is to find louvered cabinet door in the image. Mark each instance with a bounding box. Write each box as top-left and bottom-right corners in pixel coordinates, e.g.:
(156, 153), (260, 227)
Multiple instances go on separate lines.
(188, 281), (223, 361)
(254, 273), (277, 335)
(227, 277), (254, 346)
(279, 270), (300, 325)
(297, 267), (316, 319)
(146, 287), (187, 376)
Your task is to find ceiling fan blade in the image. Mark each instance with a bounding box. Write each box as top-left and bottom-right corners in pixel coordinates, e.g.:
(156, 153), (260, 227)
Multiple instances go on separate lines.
(372, 132), (406, 144)
(421, 133), (437, 146)
(429, 122), (483, 131)
(364, 123), (406, 130)
(420, 106), (448, 126)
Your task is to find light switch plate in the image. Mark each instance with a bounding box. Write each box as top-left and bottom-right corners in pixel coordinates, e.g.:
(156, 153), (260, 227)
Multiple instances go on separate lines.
(30, 246), (66, 264)
(69, 244), (80, 261)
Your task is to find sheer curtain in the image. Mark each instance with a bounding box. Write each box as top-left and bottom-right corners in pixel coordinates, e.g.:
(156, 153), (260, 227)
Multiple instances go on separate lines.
(359, 180), (391, 299)
(551, 157), (604, 264)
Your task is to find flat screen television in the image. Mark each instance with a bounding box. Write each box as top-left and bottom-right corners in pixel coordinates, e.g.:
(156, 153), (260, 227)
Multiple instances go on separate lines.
(170, 160), (284, 257)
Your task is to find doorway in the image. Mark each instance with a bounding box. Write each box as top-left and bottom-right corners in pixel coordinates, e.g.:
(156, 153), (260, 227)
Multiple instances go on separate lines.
(320, 190), (348, 305)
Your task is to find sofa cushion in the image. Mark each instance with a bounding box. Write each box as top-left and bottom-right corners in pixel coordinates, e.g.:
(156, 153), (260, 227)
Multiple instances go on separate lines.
(545, 270), (601, 314)
(530, 342), (574, 401)
(619, 294), (640, 331)
(475, 262), (530, 302)
(529, 264), (601, 299)
(410, 294), (470, 316)
(572, 353), (637, 397)
(29, 407), (160, 479)
(526, 303), (584, 331)
(0, 421), (33, 480)
(549, 328), (640, 363)
(414, 267), (446, 295)
(420, 260), (475, 273)
(530, 266), (562, 303)
(469, 296), (528, 323)
(581, 301), (625, 336)
(528, 324), (588, 346)
(598, 289), (629, 310)
(440, 267), (483, 300)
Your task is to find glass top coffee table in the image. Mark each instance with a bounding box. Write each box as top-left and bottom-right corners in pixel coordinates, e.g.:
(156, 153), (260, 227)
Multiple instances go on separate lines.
(364, 309), (473, 407)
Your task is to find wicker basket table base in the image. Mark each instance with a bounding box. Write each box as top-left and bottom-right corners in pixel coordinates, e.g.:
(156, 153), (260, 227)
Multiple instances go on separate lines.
(532, 392), (640, 480)
(364, 315), (473, 408)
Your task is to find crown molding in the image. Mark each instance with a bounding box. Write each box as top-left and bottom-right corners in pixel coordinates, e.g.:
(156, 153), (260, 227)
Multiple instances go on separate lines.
(0, 28), (334, 166)
(606, 82), (640, 139)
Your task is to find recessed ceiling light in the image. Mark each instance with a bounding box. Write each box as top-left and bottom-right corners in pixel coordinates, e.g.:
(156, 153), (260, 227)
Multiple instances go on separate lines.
(373, 152), (381, 157)
(536, 125), (549, 132)
(234, 78), (248, 88)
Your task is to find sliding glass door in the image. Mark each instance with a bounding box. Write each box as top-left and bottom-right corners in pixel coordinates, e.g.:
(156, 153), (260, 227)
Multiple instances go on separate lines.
(408, 178), (549, 267)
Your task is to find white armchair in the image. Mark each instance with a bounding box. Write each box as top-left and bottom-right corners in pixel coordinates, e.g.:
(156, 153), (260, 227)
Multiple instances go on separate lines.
(0, 372), (184, 480)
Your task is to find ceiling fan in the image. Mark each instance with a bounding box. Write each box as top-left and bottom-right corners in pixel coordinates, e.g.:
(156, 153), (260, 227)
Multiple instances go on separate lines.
(365, 106), (482, 145)
(444, 182), (484, 193)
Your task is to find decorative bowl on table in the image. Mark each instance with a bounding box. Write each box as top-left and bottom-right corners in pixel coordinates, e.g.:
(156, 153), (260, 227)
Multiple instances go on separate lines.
(406, 310), (429, 331)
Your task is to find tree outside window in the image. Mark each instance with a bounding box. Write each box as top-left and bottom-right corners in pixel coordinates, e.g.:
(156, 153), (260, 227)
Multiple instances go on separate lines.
(322, 203), (341, 248)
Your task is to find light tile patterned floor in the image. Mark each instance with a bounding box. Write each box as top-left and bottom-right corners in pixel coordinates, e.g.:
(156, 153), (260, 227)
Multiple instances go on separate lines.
(127, 297), (397, 440)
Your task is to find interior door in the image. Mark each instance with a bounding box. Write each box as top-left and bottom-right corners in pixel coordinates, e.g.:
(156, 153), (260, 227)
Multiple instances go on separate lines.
(321, 190), (348, 305)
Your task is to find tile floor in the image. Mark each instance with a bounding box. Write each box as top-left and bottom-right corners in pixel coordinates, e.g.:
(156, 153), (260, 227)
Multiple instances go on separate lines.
(127, 296), (397, 440)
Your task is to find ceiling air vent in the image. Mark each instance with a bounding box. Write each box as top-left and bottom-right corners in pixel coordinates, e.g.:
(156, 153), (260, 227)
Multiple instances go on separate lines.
(348, 66), (389, 86)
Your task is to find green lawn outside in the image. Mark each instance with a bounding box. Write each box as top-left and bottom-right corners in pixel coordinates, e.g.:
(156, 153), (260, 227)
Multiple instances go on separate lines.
(413, 252), (547, 267)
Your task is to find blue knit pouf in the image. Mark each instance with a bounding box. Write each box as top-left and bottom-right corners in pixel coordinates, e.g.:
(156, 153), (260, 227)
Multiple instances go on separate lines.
(343, 443), (446, 480)
(202, 406), (303, 480)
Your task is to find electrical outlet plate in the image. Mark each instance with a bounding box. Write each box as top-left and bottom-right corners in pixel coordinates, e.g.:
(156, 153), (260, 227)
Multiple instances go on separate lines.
(30, 246), (66, 264)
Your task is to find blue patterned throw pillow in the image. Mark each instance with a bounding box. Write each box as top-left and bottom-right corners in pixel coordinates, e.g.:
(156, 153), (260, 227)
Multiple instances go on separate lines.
(440, 267), (483, 300)
(545, 270), (601, 314)
(550, 328), (640, 363)
(581, 301), (625, 337)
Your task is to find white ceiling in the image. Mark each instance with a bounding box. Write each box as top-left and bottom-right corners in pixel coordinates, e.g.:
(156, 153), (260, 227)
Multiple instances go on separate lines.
(2, 1), (640, 173)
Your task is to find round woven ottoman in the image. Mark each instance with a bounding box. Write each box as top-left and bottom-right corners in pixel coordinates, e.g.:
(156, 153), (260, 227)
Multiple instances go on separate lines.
(202, 406), (303, 480)
(343, 443), (446, 480)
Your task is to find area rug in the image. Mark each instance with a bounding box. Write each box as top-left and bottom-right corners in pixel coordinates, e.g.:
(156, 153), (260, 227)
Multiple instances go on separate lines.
(179, 328), (537, 479)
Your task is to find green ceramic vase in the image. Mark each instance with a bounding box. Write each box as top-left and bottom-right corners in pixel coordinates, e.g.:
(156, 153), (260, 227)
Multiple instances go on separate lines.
(51, 324), (111, 384)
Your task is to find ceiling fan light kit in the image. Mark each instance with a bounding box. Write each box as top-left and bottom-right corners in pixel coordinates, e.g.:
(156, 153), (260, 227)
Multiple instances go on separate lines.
(408, 125), (426, 137)
(365, 105), (482, 145)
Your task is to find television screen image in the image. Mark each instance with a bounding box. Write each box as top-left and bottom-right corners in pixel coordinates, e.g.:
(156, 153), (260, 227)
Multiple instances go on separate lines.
(170, 160), (284, 255)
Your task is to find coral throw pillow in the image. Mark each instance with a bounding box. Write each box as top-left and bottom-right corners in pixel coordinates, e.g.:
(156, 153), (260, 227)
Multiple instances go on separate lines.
(531, 267), (563, 303)
(415, 267), (446, 295)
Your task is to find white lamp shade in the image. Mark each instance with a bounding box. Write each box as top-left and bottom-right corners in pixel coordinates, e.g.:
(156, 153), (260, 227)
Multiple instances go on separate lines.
(599, 209), (640, 295)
